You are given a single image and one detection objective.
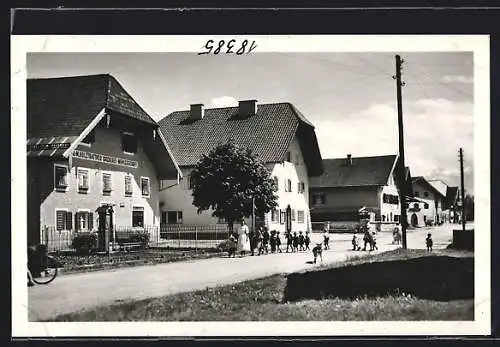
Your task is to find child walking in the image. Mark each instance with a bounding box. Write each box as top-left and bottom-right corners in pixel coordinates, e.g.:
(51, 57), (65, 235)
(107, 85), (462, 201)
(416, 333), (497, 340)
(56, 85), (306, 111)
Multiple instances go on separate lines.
(305, 231), (311, 250)
(286, 232), (293, 252)
(276, 231), (282, 253)
(270, 230), (277, 253)
(426, 233), (433, 251)
(323, 230), (330, 250)
(292, 232), (299, 252)
(298, 231), (305, 251)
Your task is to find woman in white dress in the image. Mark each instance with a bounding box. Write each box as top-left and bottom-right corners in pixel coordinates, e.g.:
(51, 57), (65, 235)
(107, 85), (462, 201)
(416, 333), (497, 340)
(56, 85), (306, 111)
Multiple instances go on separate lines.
(237, 220), (251, 257)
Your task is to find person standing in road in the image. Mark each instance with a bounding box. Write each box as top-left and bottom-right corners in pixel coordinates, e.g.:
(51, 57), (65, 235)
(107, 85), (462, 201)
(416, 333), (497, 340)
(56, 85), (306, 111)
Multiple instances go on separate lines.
(426, 233), (433, 252)
(237, 220), (251, 257)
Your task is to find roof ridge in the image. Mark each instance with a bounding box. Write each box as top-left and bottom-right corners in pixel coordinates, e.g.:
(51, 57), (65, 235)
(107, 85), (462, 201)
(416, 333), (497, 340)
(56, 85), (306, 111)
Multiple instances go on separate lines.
(160, 102), (296, 118)
(323, 154), (397, 161)
(27, 73), (111, 81)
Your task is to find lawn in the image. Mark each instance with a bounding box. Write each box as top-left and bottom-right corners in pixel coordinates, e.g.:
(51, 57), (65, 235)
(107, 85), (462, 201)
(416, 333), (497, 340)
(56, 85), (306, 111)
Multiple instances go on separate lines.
(54, 248), (224, 275)
(51, 249), (474, 321)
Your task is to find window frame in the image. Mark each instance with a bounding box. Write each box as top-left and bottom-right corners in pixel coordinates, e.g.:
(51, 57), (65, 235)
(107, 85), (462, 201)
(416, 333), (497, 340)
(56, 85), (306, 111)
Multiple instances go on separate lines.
(124, 174), (133, 197)
(273, 176), (279, 192)
(75, 209), (93, 231)
(121, 131), (138, 156)
(54, 163), (69, 192)
(297, 210), (305, 223)
(140, 176), (151, 198)
(167, 211), (183, 224)
(132, 206), (145, 227)
(77, 168), (90, 194)
(102, 171), (113, 195)
(55, 208), (70, 231)
(271, 209), (279, 223)
(424, 191), (430, 198)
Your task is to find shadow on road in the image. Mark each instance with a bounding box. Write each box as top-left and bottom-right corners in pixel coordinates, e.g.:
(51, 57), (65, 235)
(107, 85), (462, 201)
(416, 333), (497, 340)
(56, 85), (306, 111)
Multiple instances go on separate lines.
(284, 255), (474, 302)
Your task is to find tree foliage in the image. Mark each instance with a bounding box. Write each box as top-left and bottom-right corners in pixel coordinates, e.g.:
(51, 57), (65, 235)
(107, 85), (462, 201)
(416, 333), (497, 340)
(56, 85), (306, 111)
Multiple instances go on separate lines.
(190, 140), (278, 229)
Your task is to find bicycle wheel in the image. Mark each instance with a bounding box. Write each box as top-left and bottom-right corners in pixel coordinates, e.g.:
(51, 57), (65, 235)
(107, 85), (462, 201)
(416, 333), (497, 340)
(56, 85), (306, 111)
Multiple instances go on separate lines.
(32, 256), (58, 285)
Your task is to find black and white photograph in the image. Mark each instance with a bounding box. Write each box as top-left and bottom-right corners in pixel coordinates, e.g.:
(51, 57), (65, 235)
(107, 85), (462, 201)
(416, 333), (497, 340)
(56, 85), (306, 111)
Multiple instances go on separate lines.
(11, 35), (490, 336)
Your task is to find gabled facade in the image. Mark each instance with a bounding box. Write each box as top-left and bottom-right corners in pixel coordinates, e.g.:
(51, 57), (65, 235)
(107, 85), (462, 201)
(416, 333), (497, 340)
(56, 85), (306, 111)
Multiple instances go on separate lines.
(157, 100), (323, 233)
(27, 74), (181, 246)
(407, 176), (446, 226)
(308, 154), (403, 231)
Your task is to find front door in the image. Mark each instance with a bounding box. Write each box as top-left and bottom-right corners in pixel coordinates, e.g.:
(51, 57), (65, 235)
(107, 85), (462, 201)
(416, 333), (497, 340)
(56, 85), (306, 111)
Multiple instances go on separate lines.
(411, 213), (418, 227)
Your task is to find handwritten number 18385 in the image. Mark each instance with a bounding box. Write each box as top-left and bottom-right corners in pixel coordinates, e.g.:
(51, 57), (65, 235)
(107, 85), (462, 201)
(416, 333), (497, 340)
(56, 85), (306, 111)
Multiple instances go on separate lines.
(198, 39), (257, 55)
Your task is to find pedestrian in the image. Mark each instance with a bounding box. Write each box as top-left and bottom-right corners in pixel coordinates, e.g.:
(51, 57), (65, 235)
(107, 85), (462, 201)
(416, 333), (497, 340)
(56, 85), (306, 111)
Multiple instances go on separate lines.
(298, 231), (305, 251)
(393, 224), (402, 245)
(276, 231), (282, 253)
(262, 227), (270, 254)
(352, 233), (361, 251)
(426, 233), (433, 251)
(371, 230), (378, 251)
(252, 228), (263, 256)
(362, 227), (371, 251)
(286, 231), (293, 252)
(305, 231), (311, 250)
(292, 232), (299, 252)
(270, 230), (277, 253)
(227, 234), (237, 257)
(236, 220), (251, 257)
(323, 229), (330, 250)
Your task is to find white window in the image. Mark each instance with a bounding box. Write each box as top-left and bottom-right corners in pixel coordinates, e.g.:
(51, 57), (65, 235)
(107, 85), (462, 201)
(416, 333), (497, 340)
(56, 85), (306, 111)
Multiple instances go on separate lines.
(125, 174), (133, 196)
(55, 209), (71, 231)
(291, 209), (296, 221)
(122, 132), (138, 155)
(217, 217), (227, 224)
(140, 176), (150, 197)
(280, 210), (286, 225)
(167, 211), (183, 224)
(102, 172), (112, 195)
(297, 182), (305, 194)
(132, 206), (145, 227)
(75, 210), (94, 231)
(271, 209), (279, 223)
(273, 176), (279, 191)
(285, 179), (292, 192)
(297, 210), (305, 223)
(77, 169), (90, 193)
(54, 164), (69, 191)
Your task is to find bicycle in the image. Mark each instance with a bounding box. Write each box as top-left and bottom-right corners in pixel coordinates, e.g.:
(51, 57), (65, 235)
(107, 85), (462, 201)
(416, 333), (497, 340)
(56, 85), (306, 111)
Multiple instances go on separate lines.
(28, 244), (60, 285)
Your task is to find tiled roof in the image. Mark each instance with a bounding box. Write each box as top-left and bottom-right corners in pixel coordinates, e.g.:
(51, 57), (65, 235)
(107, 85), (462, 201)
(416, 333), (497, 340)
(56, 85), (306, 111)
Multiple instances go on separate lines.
(412, 176), (446, 198)
(27, 74), (156, 140)
(158, 103), (323, 175)
(309, 155), (398, 188)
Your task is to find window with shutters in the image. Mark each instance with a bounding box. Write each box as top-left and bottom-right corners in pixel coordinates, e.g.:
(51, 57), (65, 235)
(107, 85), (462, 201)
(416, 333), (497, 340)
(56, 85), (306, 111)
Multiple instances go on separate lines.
(424, 203), (429, 209)
(424, 191), (429, 198)
(280, 210), (286, 225)
(102, 172), (112, 195)
(77, 169), (89, 193)
(141, 176), (150, 197)
(132, 206), (145, 227)
(55, 209), (72, 231)
(122, 132), (137, 155)
(273, 176), (279, 191)
(125, 175), (133, 196)
(312, 192), (326, 205)
(298, 182), (305, 194)
(291, 209), (296, 221)
(75, 211), (94, 231)
(285, 179), (292, 192)
(54, 164), (68, 191)
(297, 210), (305, 223)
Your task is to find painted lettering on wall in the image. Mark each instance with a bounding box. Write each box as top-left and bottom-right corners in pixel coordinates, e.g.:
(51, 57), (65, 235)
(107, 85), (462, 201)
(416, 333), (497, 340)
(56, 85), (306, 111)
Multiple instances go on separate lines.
(72, 150), (138, 168)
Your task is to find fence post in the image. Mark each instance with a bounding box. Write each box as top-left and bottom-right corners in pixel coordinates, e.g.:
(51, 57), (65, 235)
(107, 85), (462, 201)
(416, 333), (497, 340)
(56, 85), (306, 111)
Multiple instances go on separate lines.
(195, 226), (198, 252)
(215, 227), (218, 249)
(178, 227), (180, 249)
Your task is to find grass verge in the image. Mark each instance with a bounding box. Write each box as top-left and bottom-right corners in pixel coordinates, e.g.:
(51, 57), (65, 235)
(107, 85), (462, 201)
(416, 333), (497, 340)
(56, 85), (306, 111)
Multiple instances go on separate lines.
(50, 249), (474, 321)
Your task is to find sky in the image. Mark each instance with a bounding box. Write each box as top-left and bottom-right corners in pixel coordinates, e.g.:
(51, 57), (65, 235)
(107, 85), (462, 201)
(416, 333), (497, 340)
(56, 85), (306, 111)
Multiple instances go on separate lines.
(27, 52), (474, 194)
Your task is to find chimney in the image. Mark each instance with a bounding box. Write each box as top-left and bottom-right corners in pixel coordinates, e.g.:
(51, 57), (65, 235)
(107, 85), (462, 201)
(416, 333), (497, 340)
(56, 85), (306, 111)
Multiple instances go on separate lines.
(238, 99), (257, 118)
(346, 154), (353, 165)
(190, 104), (204, 120)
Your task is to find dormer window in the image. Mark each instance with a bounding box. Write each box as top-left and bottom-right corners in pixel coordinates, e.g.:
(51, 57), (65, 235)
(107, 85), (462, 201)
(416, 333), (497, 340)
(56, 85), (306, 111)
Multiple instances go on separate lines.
(122, 132), (137, 155)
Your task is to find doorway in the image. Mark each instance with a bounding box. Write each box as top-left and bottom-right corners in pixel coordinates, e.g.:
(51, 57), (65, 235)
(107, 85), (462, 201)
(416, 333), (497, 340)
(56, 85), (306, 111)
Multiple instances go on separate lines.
(411, 213), (418, 227)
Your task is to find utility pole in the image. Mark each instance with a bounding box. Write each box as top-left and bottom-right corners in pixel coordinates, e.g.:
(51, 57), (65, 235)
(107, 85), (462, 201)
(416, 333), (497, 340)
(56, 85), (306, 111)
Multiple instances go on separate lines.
(394, 54), (408, 249)
(459, 148), (467, 232)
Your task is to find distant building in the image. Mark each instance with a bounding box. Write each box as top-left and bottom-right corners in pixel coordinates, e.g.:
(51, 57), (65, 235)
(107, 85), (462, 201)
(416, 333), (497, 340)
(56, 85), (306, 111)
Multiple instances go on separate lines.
(308, 154), (406, 231)
(157, 100), (323, 233)
(27, 74), (181, 246)
(407, 176), (446, 226)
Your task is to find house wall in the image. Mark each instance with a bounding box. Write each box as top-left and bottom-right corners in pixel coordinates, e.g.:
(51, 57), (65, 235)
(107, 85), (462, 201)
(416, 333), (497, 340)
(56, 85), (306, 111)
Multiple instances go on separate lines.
(158, 137), (312, 233)
(379, 173), (402, 223)
(310, 186), (380, 212)
(411, 181), (444, 224)
(34, 125), (160, 237)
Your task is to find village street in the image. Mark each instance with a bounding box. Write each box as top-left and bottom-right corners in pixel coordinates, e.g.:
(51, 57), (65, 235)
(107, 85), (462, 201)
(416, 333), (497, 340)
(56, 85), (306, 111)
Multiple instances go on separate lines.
(26, 224), (464, 321)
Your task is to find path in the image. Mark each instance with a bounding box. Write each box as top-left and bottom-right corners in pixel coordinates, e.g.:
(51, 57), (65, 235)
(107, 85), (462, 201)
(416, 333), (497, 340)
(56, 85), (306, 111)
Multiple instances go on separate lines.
(27, 224), (460, 321)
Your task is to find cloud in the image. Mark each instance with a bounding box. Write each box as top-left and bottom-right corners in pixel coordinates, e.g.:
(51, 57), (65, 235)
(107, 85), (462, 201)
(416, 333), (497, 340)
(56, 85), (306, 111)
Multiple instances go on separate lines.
(441, 75), (474, 84)
(210, 96), (238, 108)
(314, 98), (474, 192)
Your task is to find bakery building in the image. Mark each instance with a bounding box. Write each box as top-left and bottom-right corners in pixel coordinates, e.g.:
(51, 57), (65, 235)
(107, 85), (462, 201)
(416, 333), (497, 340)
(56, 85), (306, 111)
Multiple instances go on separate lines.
(27, 74), (181, 246)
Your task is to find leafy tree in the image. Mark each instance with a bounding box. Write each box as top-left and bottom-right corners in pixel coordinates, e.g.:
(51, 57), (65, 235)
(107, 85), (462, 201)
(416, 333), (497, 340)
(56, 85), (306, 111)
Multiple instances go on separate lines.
(190, 140), (279, 232)
(464, 194), (474, 221)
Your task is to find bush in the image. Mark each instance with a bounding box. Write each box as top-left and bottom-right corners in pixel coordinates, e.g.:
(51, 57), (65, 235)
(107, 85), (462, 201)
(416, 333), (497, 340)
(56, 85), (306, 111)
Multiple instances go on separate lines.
(72, 232), (98, 255)
(128, 231), (150, 249)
